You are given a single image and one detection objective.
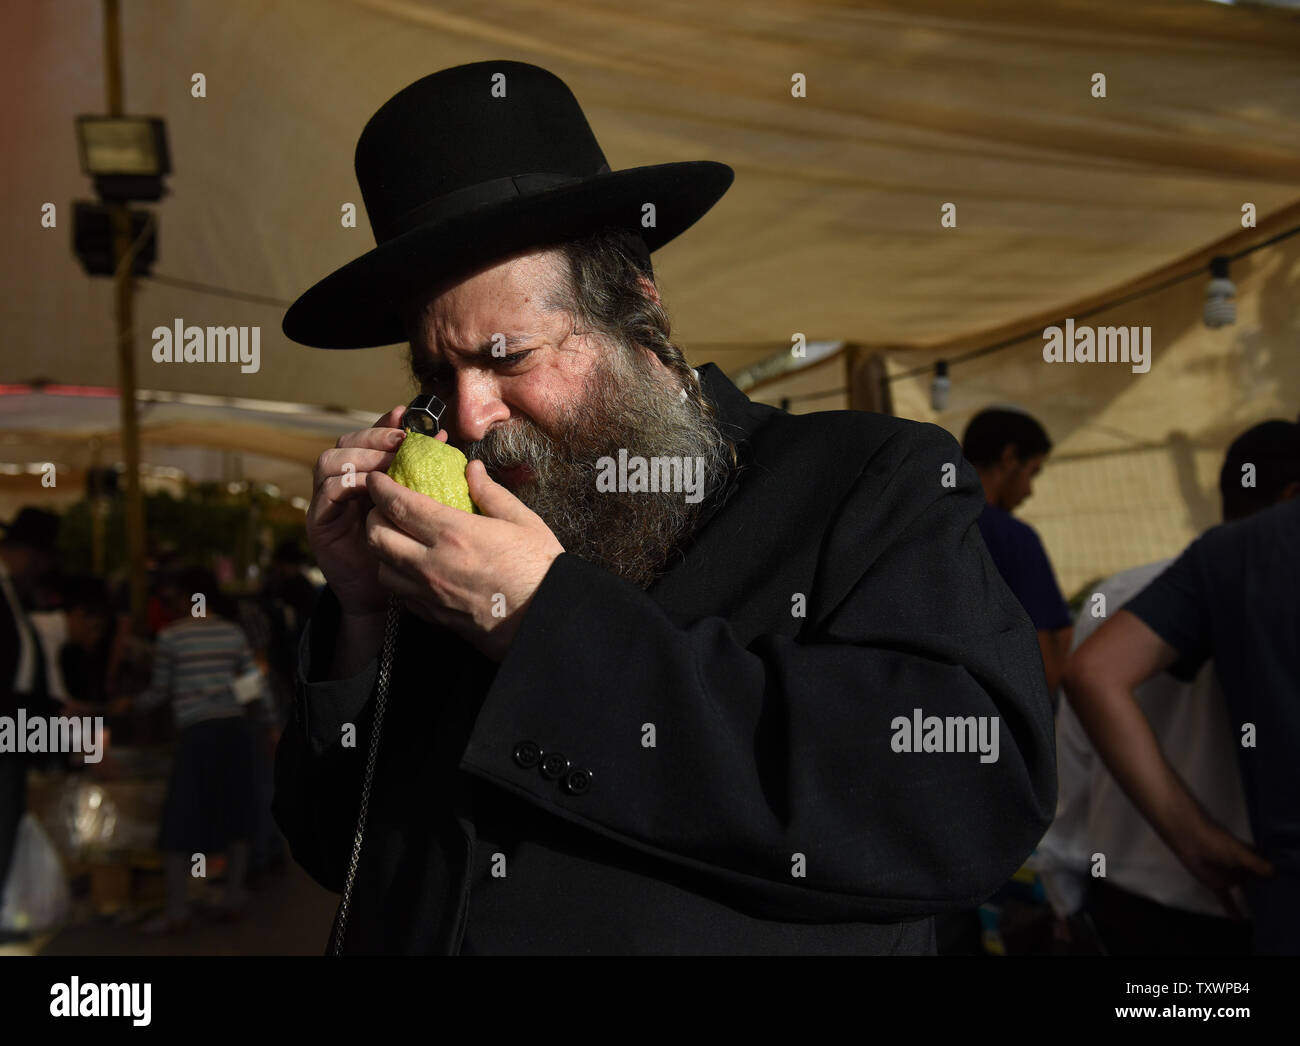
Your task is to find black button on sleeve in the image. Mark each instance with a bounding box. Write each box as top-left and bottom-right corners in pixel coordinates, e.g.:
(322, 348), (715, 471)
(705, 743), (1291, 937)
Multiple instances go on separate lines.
(512, 740), (542, 769)
(562, 768), (592, 796)
(539, 752), (569, 780)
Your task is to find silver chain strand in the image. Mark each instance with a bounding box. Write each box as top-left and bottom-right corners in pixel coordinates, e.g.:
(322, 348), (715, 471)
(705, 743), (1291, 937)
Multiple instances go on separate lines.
(329, 595), (402, 956)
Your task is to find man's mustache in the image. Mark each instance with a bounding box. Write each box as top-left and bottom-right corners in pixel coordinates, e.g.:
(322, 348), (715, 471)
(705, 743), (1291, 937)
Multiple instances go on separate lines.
(463, 418), (557, 472)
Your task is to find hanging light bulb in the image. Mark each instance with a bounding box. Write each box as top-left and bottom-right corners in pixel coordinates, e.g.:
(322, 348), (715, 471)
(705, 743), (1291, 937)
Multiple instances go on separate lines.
(1204, 255), (1236, 328)
(930, 360), (951, 411)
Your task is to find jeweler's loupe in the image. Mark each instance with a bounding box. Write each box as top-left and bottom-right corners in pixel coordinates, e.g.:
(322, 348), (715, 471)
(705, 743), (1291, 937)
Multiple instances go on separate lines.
(402, 394), (446, 436)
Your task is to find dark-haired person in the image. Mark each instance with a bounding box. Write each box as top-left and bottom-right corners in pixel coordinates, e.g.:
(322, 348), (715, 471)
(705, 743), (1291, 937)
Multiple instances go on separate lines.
(272, 62), (1056, 954)
(123, 568), (277, 933)
(29, 575), (113, 717)
(962, 408), (1073, 696)
(1065, 418), (1300, 955)
(1037, 421), (1300, 955)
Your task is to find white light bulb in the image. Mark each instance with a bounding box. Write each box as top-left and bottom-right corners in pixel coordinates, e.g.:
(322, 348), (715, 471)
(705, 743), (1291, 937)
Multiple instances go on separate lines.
(931, 362), (951, 412)
(1204, 277), (1236, 328)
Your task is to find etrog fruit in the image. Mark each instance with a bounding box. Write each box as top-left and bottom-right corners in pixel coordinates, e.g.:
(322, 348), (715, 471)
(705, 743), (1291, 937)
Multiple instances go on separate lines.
(387, 431), (479, 513)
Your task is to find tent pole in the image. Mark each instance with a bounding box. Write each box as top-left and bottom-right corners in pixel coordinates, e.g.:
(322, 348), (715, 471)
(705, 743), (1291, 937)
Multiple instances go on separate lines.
(103, 0), (149, 638)
(848, 346), (893, 415)
(89, 436), (105, 577)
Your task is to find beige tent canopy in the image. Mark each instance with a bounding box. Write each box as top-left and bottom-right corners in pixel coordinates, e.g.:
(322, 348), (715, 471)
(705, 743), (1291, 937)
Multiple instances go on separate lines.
(0, 386), (375, 512)
(875, 206), (1300, 598)
(3, 0), (1299, 586)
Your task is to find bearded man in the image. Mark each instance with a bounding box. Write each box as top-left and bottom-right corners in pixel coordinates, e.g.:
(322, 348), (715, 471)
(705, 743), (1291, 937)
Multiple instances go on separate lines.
(274, 61), (1055, 955)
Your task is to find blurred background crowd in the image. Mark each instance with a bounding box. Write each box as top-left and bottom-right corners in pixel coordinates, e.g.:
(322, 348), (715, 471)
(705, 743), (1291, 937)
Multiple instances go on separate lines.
(0, 509), (322, 949)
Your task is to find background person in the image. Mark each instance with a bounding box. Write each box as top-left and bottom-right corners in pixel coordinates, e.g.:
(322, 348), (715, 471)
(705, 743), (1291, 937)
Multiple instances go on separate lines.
(1033, 422), (1300, 954)
(1064, 419), (1300, 954)
(123, 567), (278, 934)
(29, 575), (113, 717)
(961, 408), (1073, 697)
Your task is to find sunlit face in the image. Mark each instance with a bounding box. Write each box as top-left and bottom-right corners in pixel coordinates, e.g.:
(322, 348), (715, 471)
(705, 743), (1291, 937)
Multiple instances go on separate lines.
(402, 245), (731, 588)
(405, 248), (618, 492)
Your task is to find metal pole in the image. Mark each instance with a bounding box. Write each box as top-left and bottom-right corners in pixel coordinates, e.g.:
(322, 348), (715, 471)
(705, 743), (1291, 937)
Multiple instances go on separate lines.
(104, 0), (149, 637)
(89, 436), (105, 577)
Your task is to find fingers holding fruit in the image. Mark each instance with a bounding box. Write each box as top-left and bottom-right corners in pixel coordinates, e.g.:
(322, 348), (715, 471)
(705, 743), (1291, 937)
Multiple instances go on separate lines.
(306, 404), (408, 616)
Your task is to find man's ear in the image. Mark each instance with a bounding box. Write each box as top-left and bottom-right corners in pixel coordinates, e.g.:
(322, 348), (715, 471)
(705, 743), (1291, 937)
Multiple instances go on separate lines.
(631, 342), (667, 374)
(999, 442), (1019, 474)
(635, 272), (661, 307)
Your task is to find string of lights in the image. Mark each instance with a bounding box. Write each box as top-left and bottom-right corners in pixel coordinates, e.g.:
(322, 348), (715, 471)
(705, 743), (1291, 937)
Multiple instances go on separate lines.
(888, 223), (1300, 400)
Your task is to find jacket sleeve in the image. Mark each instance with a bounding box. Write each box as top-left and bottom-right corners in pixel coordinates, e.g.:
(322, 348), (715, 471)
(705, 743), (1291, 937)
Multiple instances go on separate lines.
(271, 585), (378, 895)
(459, 424), (1058, 922)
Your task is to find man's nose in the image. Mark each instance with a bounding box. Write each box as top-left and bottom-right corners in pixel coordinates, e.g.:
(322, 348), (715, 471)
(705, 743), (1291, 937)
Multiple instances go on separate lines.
(449, 370), (510, 442)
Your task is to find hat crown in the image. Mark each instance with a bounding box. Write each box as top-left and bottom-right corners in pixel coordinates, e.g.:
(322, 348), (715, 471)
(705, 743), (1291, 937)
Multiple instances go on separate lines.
(355, 61), (608, 244)
(283, 60), (733, 348)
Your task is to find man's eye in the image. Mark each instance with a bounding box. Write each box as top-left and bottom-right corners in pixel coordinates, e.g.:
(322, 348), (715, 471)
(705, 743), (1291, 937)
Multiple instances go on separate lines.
(498, 350), (532, 366)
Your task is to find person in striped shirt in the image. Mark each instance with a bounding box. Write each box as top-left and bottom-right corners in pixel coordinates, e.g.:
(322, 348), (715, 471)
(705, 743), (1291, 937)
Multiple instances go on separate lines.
(126, 567), (277, 934)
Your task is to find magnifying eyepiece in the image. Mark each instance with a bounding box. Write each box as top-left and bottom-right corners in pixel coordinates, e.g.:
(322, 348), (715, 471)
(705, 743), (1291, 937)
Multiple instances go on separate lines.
(403, 394), (446, 436)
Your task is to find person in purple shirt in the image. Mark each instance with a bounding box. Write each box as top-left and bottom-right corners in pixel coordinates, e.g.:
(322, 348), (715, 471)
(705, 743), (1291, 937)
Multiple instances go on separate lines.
(962, 409), (1073, 695)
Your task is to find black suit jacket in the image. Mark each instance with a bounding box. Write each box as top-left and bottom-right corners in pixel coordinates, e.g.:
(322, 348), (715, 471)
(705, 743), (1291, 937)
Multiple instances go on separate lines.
(273, 363), (1056, 954)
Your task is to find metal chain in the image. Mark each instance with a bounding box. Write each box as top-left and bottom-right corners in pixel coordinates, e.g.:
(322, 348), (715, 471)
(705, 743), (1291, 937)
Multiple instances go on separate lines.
(330, 595), (402, 956)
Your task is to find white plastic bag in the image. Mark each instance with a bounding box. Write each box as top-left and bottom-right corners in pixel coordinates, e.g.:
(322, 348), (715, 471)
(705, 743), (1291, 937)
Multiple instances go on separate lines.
(231, 666), (266, 705)
(0, 812), (71, 933)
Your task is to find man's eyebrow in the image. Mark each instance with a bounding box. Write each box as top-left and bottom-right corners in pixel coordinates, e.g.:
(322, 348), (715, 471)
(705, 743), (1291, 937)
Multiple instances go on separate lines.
(429, 333), (538, 366)
(469, 332), (538, 357)
(412, 333), (539, 383)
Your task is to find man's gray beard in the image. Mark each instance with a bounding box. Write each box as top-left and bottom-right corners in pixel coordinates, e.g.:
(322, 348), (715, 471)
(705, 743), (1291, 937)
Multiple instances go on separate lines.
(462, 348), (732, 588)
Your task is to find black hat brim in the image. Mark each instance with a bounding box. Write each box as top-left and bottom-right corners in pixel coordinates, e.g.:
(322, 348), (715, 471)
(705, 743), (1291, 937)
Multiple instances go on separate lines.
(282, 161), (733, 349)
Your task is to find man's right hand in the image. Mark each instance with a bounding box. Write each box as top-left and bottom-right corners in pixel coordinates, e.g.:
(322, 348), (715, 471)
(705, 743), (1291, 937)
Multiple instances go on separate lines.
(307, 404), (450, 618)
(1171, 814), (1273, 921)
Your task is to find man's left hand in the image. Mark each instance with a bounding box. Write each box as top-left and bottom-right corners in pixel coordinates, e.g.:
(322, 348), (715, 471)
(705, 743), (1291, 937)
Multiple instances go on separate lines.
(365, 459), (564, 662)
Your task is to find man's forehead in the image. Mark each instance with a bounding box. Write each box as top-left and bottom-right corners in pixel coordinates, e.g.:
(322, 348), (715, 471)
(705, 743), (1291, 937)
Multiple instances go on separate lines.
(416, 322), (546, 357)
(409, 249), (562, 331)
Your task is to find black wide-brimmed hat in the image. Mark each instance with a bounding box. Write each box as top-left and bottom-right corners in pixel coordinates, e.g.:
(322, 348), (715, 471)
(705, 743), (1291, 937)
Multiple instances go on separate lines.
(283, 60), (734, 349)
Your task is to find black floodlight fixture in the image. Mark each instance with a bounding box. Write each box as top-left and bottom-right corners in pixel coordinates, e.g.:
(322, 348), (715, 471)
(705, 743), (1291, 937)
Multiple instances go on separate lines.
(76, 115), (171, 202)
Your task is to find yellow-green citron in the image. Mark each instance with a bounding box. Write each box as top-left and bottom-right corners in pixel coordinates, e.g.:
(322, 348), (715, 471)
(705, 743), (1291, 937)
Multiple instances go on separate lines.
(387, 431), (480, 514)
